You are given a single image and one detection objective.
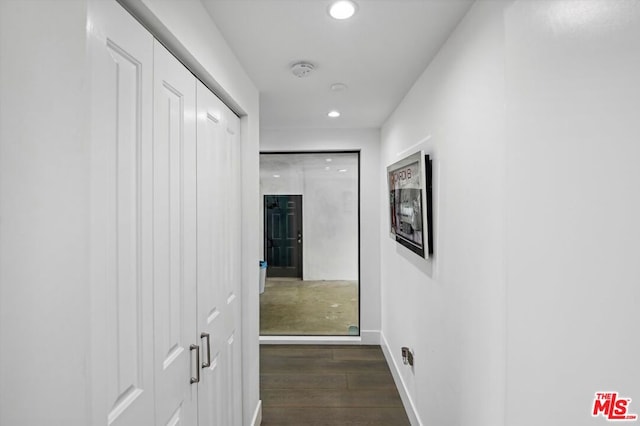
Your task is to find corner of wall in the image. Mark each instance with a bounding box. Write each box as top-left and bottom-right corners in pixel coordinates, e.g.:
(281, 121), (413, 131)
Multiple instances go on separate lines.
(380, 332), (422, 426)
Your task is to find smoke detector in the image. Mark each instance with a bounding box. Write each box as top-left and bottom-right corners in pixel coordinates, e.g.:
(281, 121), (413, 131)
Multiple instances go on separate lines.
(291, 62), (315, 78)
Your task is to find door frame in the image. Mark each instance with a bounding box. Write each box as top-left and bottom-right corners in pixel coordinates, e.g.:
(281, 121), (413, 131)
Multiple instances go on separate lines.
(263, 194), (303, 278)
(259, 150), (361, 337)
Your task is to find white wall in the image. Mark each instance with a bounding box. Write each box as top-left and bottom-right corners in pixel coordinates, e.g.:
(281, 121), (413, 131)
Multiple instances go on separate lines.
(504, 1), (640, 425)
(0, 2), (92, 425)
(0, 0), (261, 424)
(260, 153), (359, 281)
(261, 128), (381, 342)
(380, 2), (507, 425)
(380, 0), (640, 425)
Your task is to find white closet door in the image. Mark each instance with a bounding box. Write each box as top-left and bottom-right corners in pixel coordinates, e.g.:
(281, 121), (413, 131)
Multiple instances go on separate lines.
(153, 40), (199, 426)
(196, 81), (243, 426)
(88, 1), (155, 425)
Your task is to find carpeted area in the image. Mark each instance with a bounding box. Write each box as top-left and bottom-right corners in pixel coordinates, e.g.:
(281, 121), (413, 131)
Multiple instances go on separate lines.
(260, 278), (359, 336)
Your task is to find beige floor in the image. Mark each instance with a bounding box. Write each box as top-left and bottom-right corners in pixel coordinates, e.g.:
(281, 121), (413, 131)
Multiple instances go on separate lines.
(260, 278), (359, 336)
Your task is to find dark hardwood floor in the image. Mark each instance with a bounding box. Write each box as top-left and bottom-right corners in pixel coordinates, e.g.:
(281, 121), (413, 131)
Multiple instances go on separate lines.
(260, 345), (411, 425)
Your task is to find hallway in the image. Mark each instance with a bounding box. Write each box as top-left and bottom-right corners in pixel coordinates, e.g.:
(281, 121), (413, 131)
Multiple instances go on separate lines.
(260, 345), (410, 425)
(2, 0), (640, 424)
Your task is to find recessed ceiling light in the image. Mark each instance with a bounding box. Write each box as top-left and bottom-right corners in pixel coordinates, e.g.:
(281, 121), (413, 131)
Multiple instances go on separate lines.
(326, 158), (333, 162)
(273, 174), (280, 178)
(338, 169), (347, 173)
(330, 83), (348, 92)
(329, 1), (357, 20)
(325, 166), (331, 171)
(328, 110), (341, 118)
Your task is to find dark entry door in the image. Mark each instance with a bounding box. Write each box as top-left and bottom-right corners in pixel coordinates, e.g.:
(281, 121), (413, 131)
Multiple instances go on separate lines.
(264, 195), (302, 278)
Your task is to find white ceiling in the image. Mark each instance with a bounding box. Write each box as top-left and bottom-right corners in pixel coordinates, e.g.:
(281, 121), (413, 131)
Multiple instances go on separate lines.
(202, 0), (474, 129)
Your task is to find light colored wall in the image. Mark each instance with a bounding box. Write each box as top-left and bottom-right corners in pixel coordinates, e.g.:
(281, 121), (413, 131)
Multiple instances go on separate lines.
(260, 154), (359, 281)
(0, 0), (261, 424)
(261, 128), (381, 341)
(381, 0), (640, 425)
(0, 1), (91, 424)
(380, 2), (507, 425)
(0, 1), (92, 424)
(504, 1), (640, 425)
(303, 165), (358, 280)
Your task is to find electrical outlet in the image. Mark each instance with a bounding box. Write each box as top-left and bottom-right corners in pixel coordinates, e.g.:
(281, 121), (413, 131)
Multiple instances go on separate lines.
(401, 347), (414, 366)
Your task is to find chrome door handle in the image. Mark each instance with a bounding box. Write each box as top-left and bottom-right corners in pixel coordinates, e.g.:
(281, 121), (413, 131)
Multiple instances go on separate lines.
(201, 332), (211, 368)
(190, 344), (200, 384)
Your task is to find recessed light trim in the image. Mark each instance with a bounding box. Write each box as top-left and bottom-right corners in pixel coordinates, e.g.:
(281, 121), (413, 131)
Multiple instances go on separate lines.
(327, 110), (341, 118)
(330, 83), (348, 92)
(329, 1), (357, 20)
(273, 174), (280, 178)
(338, 169), (348, 173)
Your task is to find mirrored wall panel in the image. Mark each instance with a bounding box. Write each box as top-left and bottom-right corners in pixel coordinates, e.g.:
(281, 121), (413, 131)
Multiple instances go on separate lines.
(260, 152), (359, 336)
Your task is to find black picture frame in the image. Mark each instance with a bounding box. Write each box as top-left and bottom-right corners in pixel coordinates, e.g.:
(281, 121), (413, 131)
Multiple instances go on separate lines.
(387, 151), (434, 258)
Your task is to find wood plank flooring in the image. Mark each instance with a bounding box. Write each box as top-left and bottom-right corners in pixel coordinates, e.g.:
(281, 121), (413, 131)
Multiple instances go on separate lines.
(260, 345), (411, 425)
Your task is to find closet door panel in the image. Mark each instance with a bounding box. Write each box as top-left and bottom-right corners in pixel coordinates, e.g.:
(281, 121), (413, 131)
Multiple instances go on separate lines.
(196, 83), (224, 426)
(89, 1), (155, 425)
(196, 81), (243, 425)
(153, 40), (198, 426)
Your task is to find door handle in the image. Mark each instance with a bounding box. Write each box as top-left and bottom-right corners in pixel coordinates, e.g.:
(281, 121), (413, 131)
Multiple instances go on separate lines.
(297, 232), (302, 244)
(190, 344), (200, 384)
(201, 332), (211, 368)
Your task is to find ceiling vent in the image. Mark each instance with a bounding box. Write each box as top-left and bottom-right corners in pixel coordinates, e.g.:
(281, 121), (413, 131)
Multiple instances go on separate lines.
(291, 62), (315, 78)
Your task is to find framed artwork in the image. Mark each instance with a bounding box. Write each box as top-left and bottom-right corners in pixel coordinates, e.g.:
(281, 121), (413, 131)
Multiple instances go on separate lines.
(387, 151), (433, 258)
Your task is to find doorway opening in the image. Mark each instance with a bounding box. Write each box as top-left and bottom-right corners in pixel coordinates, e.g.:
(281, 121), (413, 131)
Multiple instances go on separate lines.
(260, 151), (360, 336)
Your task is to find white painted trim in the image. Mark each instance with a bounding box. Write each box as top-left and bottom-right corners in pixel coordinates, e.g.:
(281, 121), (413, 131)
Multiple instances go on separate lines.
(380, 332), (422, 426)
(259, 330), (381, 345)
(260, 336), (362, 345)
(359, 329), (381, 345)
(250, 399), (262, 426)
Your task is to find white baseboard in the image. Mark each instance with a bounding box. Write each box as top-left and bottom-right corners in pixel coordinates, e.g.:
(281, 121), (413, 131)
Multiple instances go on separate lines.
(250, 399), (262, 426)
(380, 332), (422, 426)
(360, 329), (381, 344)
(259, 331), (381, 345)
(260, 335), (361, 345)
